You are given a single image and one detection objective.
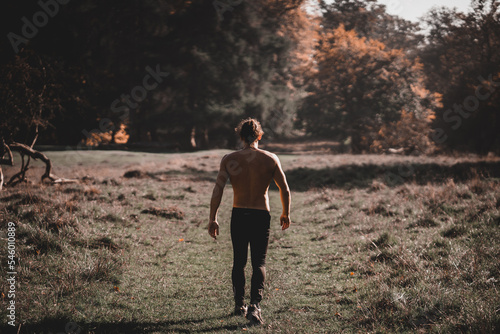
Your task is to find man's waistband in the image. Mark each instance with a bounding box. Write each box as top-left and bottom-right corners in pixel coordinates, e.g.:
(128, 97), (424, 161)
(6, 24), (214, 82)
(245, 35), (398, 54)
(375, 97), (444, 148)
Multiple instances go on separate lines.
(232, 207), (270, 215)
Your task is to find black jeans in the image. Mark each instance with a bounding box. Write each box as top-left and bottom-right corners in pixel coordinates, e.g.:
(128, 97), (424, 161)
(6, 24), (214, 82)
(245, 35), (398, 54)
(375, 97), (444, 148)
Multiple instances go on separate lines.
(230, 207), (271, 306)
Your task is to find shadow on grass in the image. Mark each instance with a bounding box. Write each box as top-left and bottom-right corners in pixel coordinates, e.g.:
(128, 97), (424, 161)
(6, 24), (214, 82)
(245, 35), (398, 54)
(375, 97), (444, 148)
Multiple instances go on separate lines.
(1, 314), (244, 334)
(120, 160), (500, 192)
(285, 160), (500, 191)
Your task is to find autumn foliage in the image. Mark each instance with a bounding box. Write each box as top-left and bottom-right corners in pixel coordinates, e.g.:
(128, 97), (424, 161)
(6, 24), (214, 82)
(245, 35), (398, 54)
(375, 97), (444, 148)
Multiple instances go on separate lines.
(298, 22), (441, 153)
(0, 0), (499, 154)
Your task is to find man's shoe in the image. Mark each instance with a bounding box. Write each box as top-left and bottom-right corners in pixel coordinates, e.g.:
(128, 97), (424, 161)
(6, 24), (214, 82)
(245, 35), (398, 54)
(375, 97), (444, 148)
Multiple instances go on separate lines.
(246, 304), (264, 326)
(234, 304), (248, 317)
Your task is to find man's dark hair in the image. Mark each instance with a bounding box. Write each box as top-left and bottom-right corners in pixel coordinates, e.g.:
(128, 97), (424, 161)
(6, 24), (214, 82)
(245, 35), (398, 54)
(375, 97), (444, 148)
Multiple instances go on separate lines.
(235, 118), (264, 144)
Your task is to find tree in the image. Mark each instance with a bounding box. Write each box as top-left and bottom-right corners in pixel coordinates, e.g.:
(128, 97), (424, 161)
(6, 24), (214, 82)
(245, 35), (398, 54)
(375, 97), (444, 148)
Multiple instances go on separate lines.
(421, 0), (500, 153)
(138, 0), (309, 148)
(0, 52), (75, 189)
(297, 24), (440, 152)
(0, 0), (312, 150)
(319, 0), (423, 52)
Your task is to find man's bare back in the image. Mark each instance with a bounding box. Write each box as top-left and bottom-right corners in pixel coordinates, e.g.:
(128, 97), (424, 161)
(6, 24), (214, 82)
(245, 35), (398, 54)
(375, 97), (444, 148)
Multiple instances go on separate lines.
(208, 140), (291, 238)
(222, 147), (277, 211)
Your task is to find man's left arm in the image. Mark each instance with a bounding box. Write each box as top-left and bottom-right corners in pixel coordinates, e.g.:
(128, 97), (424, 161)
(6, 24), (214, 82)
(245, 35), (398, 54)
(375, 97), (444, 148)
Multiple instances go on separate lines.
(208, 156), (229, 239)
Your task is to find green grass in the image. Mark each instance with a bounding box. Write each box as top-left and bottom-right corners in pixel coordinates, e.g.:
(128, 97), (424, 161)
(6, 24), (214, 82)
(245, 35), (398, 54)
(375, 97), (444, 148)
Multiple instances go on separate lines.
(0, 149), (499, 333)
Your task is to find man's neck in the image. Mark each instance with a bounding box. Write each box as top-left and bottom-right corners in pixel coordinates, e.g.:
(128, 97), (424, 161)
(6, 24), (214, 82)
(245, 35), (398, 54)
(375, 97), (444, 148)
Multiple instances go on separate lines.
(244, 142), (259, 150)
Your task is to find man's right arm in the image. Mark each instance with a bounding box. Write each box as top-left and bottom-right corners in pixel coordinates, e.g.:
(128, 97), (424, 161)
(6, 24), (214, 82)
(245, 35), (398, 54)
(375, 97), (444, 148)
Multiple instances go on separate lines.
(208, 155), (229, 239)
(272, 155), (291, 230)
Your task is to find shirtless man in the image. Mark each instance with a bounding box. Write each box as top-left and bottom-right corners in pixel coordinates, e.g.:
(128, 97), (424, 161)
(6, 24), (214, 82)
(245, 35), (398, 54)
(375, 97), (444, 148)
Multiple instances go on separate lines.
(208, 118), (291, 326)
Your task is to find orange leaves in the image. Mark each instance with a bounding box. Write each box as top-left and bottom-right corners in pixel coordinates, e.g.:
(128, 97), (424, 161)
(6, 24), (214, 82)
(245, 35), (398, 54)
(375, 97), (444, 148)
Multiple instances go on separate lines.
(349, 271), (357, 292)
(303, 17), (441, 154)
(320, 24), (393, 68)
(371, 108), (438, 154)
(114, 124), (130, 144)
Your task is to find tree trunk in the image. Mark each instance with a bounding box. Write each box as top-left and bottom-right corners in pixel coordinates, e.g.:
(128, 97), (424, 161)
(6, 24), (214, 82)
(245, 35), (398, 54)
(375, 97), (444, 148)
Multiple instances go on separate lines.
(190, 126), (197, 149)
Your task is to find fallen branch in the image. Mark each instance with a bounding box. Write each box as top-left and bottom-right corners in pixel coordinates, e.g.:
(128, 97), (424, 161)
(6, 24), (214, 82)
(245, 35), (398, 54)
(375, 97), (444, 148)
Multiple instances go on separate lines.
(0, 142), (14, 190)
(0, 140), (13, 165)
(5, 142), (77, 187)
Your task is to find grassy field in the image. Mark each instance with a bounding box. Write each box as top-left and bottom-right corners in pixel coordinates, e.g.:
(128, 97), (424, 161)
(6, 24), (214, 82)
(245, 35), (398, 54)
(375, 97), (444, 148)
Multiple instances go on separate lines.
(0, 148), (499, 333)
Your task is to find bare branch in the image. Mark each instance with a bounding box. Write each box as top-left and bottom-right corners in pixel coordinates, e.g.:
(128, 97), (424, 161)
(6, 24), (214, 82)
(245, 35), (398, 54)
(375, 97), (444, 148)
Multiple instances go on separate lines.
(7, 142), (77, 186)
(0, 140), (14, 166)
(31, 125), (39, 149)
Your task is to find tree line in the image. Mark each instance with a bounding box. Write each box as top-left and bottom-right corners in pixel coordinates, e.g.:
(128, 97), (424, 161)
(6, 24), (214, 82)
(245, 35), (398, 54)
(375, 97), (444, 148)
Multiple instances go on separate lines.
(0, 0), (499, 154)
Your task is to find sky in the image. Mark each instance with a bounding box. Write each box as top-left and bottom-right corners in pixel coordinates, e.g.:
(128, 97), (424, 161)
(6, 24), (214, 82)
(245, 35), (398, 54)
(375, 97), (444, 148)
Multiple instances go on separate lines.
(376, 0), (473, 22)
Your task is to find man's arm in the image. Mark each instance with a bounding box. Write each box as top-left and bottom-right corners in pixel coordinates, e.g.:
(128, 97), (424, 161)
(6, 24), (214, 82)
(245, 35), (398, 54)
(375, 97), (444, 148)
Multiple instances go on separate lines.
(272, 155), (291, 230)
(208, 156), (229, 239)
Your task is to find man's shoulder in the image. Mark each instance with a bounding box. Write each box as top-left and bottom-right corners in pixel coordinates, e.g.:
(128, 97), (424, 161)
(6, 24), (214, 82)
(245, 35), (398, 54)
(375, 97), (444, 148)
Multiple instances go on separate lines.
(258, 149), (279, 160)
(224, 148), (278, 163)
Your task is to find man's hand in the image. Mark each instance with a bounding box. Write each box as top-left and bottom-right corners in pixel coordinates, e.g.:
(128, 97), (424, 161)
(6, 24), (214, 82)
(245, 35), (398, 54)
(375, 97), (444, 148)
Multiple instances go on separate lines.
(208, 220), (220, 239)
(280, 214), (291, 230)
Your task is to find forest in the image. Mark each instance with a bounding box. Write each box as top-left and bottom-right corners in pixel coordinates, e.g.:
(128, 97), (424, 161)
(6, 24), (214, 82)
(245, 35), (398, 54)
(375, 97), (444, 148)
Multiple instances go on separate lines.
(0, 0), (499, 154)
(1, 2), (500, 333)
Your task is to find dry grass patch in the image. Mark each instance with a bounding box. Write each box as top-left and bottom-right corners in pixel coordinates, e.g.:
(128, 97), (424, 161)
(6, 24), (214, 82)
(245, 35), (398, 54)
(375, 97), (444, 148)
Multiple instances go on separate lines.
(141, 206), (185, 220)
(1, 150), (499, 333)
